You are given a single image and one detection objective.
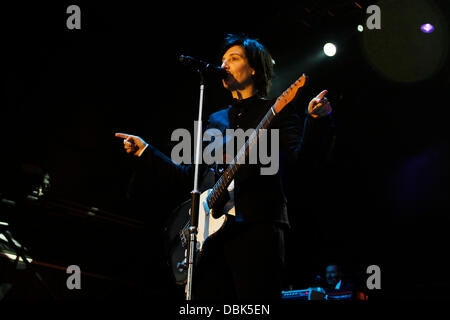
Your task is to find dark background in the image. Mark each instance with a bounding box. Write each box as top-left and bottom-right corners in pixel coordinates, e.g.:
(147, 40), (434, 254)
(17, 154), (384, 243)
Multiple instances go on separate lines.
(1, 0), (449, 301)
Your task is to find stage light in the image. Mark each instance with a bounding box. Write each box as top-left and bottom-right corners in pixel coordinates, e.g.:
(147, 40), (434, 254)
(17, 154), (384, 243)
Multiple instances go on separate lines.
(357, 25), (364, 32)
(0, 252), (33, 263)
(323, 43), (336, 57)
(420, 23), (434, 33)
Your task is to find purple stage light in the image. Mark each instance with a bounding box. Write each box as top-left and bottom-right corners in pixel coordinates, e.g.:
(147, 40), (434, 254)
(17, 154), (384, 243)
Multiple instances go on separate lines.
(421, 23), (435, 33)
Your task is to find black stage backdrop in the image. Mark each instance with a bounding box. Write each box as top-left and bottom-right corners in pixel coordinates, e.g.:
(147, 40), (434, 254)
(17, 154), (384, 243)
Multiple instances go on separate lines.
(1, 1), (449, 304)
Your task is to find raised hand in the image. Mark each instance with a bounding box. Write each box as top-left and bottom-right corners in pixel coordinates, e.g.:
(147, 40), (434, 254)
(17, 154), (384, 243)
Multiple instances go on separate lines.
(308, 90), (332, 118)
(115, 133), (148, 157)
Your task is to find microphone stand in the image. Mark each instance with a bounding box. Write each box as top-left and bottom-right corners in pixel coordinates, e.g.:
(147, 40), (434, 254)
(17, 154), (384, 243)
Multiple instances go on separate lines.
(185, 70), (205, 300)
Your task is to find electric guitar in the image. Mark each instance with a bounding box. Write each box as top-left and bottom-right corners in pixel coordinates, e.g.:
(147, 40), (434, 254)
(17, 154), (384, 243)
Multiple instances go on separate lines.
(165, 74), (308, 284)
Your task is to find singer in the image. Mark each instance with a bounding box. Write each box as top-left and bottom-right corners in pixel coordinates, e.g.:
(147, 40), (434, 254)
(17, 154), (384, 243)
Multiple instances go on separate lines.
(116, 34), (333, 300)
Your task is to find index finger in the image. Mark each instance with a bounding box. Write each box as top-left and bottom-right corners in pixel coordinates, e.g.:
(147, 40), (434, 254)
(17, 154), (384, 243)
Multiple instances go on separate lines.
(115, 133), (131, 139)
(315, 90), (328, 101)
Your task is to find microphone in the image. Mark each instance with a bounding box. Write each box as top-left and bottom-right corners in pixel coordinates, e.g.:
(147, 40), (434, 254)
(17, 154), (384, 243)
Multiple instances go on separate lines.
(178, 55), (228, 79)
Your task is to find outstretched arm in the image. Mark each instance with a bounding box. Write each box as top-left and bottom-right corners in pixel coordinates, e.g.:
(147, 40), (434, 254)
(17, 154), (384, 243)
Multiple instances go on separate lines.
(115, 132), (195, 188)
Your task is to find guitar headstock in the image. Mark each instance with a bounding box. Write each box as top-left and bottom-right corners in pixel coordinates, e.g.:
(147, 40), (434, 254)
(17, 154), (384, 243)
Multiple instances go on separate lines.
(273, 74), (308, 114)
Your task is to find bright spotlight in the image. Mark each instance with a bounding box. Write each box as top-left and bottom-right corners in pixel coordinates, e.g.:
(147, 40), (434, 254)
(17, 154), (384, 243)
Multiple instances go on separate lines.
(357, 25), (364, 32)
(420, 23), (435, 33)
(323, 43), (336, 57)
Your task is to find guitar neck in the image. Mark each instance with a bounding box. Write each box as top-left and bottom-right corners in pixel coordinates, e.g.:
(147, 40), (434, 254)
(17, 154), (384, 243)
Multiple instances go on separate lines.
(207, 105), (276, 209)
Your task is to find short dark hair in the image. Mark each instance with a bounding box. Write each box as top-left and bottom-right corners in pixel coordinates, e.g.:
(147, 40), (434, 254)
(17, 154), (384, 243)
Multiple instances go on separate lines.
(222, 34), (274, 98)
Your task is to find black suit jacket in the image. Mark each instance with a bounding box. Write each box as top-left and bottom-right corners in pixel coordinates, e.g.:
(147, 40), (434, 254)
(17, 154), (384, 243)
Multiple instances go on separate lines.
(132, 96), (332, 227)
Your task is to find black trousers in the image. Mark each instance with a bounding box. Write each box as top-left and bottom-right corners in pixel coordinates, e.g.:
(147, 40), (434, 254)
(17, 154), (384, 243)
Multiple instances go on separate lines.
(192, 218), (286, 300)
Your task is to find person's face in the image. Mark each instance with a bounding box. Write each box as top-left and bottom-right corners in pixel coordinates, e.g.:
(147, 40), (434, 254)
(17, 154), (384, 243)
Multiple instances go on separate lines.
(221, 45), (255, 92)
(325, 265), (340, 287)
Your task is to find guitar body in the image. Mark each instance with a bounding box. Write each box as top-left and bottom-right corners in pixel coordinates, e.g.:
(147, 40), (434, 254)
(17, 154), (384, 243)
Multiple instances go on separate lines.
(197, 189), (228, 251)
(164, 199), (190, 285)
(165, 189), (228, 285)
